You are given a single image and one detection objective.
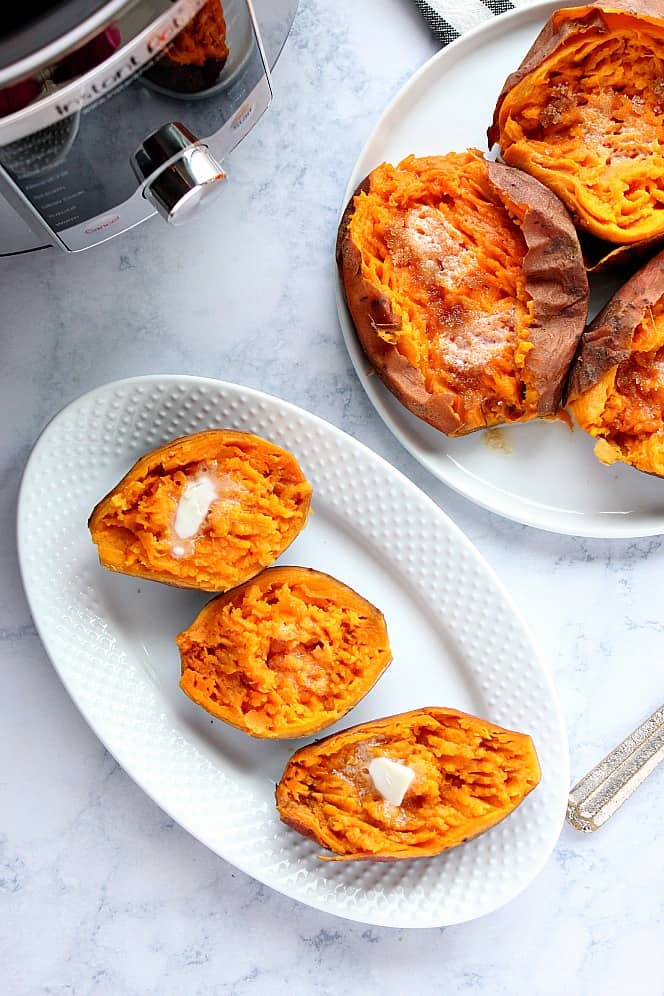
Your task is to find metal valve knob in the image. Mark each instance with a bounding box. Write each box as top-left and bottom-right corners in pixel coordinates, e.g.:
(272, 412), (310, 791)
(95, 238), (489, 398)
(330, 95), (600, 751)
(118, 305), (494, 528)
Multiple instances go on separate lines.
(131, 122), (226, 226)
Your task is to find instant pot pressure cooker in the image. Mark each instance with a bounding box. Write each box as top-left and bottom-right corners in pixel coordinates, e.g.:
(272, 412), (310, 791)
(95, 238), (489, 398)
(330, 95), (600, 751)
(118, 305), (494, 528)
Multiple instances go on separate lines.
(0, 0), (297, 253)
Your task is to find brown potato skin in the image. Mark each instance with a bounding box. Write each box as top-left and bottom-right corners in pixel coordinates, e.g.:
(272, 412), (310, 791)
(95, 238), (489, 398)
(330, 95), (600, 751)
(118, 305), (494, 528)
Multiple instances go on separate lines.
(335, 177), (464, 432)
(567, 249), (664, 400)
(276, 707), (541, 861)
(580, 231), (664, 275)
(488, 1), (664, 149)
(488, 1), (664, 270)
(143, 0), (229, 93)
(337, 160), (588, 436)
(488, 162), (589, 415)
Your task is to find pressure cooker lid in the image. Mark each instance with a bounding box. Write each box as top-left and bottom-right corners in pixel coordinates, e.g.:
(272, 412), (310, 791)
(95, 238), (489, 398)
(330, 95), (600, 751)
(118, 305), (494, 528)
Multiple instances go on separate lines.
(0, 0), (126, 82)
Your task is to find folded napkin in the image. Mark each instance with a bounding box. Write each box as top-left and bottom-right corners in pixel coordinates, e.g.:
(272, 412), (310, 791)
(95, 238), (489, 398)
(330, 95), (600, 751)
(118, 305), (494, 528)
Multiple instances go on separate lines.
(414, 0), (534, 46)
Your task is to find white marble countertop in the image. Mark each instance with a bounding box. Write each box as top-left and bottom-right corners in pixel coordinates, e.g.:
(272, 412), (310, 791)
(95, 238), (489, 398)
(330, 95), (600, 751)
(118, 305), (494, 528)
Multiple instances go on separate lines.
(2, 1), (663, 992)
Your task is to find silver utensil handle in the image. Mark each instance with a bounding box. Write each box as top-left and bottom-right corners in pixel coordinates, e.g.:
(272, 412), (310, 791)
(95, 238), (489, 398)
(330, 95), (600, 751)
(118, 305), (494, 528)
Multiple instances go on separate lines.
(567, 704), (664, 832)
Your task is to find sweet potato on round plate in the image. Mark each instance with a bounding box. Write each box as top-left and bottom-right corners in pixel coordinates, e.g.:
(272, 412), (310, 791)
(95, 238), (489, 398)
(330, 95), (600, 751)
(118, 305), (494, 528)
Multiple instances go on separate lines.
(177, 566), (392, 738)
(489, 1), (664, 259)
(276, 707), (541, 860)
(567, 248), (664, 475)
(337, 150), (588, 436)
(89, 430), (312, 591)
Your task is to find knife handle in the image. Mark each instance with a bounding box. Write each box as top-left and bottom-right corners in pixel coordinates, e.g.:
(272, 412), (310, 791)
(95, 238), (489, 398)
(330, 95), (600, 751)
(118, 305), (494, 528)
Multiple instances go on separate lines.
(566, 704), (664, 832)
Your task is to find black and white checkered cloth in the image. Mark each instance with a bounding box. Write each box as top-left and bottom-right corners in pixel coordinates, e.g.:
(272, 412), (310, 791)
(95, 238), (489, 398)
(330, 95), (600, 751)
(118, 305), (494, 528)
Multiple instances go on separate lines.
(413, 0), (531, 47)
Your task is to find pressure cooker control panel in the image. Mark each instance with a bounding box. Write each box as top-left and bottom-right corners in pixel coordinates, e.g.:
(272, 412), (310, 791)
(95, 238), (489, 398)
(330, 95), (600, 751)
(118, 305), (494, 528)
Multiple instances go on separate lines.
(0, 0), (271, 250)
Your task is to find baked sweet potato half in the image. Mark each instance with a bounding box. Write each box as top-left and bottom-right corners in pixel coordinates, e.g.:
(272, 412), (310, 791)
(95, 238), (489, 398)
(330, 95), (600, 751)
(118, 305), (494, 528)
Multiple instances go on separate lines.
(276, 707), (541, 860)
(177, 566), (392, 737)
(337, 150), (588, 436)
(567, 248), (664, 475)
(143, 0), (229, 93)
(489, 1), (664, 256)
(89, 430), (312, 591)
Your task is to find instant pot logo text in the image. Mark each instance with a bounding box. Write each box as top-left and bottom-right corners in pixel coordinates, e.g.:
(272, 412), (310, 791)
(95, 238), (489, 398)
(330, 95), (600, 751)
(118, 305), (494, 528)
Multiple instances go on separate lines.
(84, 215), (121, 235)
(0, 0), (211, 143)
(55, 55), (143, 115)
(53, 12), (194, 118)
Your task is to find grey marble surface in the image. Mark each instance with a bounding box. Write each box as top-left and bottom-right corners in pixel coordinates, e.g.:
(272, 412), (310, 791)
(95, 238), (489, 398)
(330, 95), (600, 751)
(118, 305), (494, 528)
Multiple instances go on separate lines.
(2, 1), (663, 993)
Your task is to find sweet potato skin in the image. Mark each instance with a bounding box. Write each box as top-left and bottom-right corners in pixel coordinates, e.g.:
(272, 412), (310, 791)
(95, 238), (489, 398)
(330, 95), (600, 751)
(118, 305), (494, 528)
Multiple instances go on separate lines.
(488, 162), (589, 414)
(276, 707), (541, 861)
(567, 249), (664, 400)
(567, 249), (664, 474)
(177, 565), (392, 738)
(337, 157), (588, 436)
(489, 0), (664, 150)
(143, 0), (229, 93)
(335, 177), (462, 434)
(488, 1), (664, 265)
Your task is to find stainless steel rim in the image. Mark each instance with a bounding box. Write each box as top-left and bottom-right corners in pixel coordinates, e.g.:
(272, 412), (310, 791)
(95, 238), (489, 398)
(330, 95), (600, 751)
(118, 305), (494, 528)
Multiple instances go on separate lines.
(0, 0), (134, 87)
(0, 0), (209, 145)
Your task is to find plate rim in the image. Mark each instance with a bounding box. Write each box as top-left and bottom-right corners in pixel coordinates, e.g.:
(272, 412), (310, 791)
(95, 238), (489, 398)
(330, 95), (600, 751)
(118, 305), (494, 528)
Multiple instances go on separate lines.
(335, 0), (664, 540)
(17, 373), (570, 928)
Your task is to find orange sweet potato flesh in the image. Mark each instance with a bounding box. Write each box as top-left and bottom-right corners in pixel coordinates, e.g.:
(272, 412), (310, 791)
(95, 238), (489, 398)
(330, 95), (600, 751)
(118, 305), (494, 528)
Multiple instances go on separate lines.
(567, 248), (664, 474)
(276, 707), (541, 860)
(337, 150), (588, 436)
(144, 0), (228, 93)
(165, 0), (229, 67)
(177, 566), (392, 738)
(88, 431), (312, 591)
(489, 2), (664, 255)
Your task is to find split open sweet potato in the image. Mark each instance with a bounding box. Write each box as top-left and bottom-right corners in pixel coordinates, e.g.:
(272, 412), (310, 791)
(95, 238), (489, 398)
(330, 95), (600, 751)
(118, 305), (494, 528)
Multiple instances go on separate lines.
(89, 430), (312, 591)
(177, 566), (392, 737)
(567, 248), (664, 475)
(276, 707), (541, 860)
(489, 1), (664, 262)
(337, 150), (588, 436)
(144, 0), (229, 93)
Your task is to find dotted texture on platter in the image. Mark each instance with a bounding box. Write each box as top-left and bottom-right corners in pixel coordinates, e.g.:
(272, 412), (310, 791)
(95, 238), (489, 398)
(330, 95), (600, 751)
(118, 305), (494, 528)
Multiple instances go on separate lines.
(17, 375), (569, 928)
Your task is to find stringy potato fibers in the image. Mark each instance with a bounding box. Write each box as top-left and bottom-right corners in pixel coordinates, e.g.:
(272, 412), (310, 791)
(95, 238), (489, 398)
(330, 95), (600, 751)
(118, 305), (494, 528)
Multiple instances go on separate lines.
(177, 566), (392, 737)
(88, 430), (312, 591)
(568, 250), (664, 476)
(491, 2), (664, 245)
(276, 707), (541, 860)
(337, 149), (588, 436)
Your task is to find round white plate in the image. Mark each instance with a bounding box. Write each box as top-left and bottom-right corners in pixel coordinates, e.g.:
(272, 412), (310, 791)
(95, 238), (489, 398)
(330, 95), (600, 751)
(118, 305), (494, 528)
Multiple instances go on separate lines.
(336, 0), (664, 538)
(17, 375), (568, 928)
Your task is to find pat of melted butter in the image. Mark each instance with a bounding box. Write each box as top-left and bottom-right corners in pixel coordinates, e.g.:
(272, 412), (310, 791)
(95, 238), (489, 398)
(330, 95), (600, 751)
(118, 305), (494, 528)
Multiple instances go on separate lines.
(483, 427), (513, 454)
(172, 473), (219, 551)
(368, 756), (415, 806)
